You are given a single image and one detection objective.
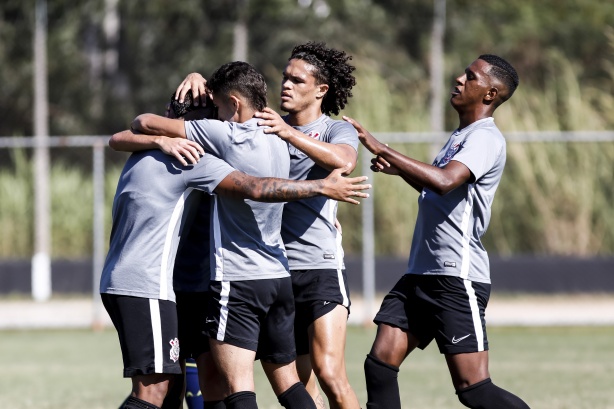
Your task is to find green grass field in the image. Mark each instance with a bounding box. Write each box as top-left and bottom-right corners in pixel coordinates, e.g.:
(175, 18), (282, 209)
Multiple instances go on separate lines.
(1, 325), (613, 409)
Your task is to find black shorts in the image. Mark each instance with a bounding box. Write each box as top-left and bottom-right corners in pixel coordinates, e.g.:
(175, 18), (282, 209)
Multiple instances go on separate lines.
(205, 277), (296, 364)
(292, 269), (351, 355)
(374, 274), (490, 354)
(176, 291), (211, 360)
(102, 294), (182, 377)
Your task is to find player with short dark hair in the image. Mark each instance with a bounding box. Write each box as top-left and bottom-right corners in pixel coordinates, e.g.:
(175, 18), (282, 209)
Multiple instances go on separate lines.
(104, 62), (370, 409)
(343, 54), (529, 409)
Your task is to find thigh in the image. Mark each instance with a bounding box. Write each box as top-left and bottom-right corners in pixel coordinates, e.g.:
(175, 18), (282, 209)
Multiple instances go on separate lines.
(292, 269), (350, 355)
(429, 277), (491, 354)
(309, 304), (349, 368)
(209, 339), (256, 394)
(257, 277), (297, 364)
(102, 294), (182, 377)
(204, 280), (261, 351)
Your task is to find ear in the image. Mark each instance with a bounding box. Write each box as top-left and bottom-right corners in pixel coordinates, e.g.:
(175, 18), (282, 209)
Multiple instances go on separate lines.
(484, 87), (498, 104)
(316, 83), (329, 99)
(229, 94), (240, 112)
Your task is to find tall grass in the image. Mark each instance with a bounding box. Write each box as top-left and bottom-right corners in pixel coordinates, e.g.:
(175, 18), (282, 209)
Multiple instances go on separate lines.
(0, 149), (122, 258)
(1, 54), (614, 258)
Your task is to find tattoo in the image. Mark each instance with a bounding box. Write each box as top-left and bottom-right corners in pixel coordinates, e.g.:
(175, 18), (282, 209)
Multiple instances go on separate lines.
(256, 178), (325, 201)
(220, 172), (329, 202)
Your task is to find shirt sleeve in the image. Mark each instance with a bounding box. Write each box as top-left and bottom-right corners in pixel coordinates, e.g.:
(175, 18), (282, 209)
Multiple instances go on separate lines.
(325, 121), (359, 151)
(451, 129), (505, 181)
(184, 119), (231, 157)
(186, 154), (236, 194)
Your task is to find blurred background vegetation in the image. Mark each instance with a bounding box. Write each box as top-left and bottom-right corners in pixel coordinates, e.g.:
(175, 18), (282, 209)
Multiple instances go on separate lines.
(1, 0), (614, 258)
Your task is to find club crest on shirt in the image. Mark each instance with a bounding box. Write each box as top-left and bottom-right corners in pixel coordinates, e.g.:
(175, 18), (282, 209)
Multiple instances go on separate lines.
(437, 142), (464, 167)
(307, 131), (320, 139)
(169, 338), (180, 362)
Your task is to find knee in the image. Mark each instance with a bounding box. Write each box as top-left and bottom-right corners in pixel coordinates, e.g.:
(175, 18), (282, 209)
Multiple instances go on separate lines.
(456, 378), (530, 409)
(313, 360), (350, 396)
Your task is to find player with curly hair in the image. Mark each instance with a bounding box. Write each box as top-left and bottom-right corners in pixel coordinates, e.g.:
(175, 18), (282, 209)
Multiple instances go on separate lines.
(175, 42), (361, 409)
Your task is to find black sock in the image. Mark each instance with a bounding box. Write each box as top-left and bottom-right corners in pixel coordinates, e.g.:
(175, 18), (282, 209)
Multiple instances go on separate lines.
(277, 382), (317, 409)
(456, 378), (531, 409)
(121, 396), (161, 409)
(203, 400), (226, 409)
(364, 353), (401, 409)
(224, 391), (258, 409)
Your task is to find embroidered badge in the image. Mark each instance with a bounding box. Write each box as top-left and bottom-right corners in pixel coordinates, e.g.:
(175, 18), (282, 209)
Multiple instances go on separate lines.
(169, 338), (180, 363)
(323, 254), (335, 259)
(444, 261), (457, 268)
(438, 142), (463, 167)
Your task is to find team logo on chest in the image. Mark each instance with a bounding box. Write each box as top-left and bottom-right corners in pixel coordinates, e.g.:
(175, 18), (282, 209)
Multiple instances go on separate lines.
(437, 142), (463, 167)
(169, 338), (180, 362)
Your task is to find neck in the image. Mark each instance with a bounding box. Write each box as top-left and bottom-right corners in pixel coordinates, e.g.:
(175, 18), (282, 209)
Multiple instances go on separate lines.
(456, 107), (494, 130)
(237, 109), (257, 124)
(286, 107), (323, 127)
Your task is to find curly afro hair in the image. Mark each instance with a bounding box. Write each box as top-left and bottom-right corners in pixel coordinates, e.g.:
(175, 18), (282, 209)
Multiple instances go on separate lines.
(290, 42), (356, 117)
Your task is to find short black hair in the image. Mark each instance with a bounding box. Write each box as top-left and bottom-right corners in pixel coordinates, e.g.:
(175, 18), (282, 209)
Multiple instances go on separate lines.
(207, 61), (267, 111)
(290, 42), (356, 116)
(478, 54), (519, 102)
(170, 91), (217, 120)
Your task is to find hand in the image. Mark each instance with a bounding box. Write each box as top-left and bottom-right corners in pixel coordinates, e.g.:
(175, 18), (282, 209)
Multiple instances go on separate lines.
(342, 116), (387, 155)
(175, 72), (207, 106)
(321, 162), (371, 205)
(254, 108), (294, 140)
(334, 218), (343, 235)
(371, 154), (399, 175)
(156, 136), (205, 166)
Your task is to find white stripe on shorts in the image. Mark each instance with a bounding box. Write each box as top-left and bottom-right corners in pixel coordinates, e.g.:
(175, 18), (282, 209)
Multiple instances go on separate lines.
(463, 279), (484, 351)
(335, 230), (349, 307)
(216, 281), (231, 341)
(149, 299), (164, 372)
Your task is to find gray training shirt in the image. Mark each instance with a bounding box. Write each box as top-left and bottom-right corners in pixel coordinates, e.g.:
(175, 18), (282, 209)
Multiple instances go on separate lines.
(282, 114), (359, 270)
(406, 117), (506, 284)
(100, 150), (235, 302)
(185, 117), (291, 282)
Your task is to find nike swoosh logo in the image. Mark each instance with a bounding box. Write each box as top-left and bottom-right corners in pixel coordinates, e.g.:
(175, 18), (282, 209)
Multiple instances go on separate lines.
(205, 319), (216, 324)
(451, 334), (471, 344)
(323, 301), (331, 305)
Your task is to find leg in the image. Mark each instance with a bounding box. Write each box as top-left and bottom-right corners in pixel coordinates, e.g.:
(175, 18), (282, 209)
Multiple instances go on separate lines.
(295, 355), (326, 409)
(261, 360), (317, 409)
(308, 305), (359, 409)
(196, 351), (227, 408)
(364, 323), (420, 409)
(130, 373), (176, 408)
(446, 352), (530, 409)
(209, 339), (256, 394)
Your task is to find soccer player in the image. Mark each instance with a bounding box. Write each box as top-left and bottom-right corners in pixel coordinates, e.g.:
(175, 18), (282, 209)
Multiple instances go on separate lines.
(343, 55), (531, 408)
(176, 41), (361, 409)
(103, 64), (370, 409)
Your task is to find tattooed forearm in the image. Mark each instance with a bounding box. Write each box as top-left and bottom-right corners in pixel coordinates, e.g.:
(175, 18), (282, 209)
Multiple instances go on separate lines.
(253, 178), (324, 202)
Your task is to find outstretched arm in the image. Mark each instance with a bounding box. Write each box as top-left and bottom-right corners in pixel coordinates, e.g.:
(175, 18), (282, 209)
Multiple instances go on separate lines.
(215, 163), (370, 205)
(343, 115), (471, 195)
(131, 113), (187, 139)
(255, 108), (357, 175)
(108, 130), (204, 166)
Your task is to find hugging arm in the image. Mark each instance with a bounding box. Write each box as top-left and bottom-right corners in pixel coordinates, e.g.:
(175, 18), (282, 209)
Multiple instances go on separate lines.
(255, 108), (357, 175)
(215, 163), (370, 205)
